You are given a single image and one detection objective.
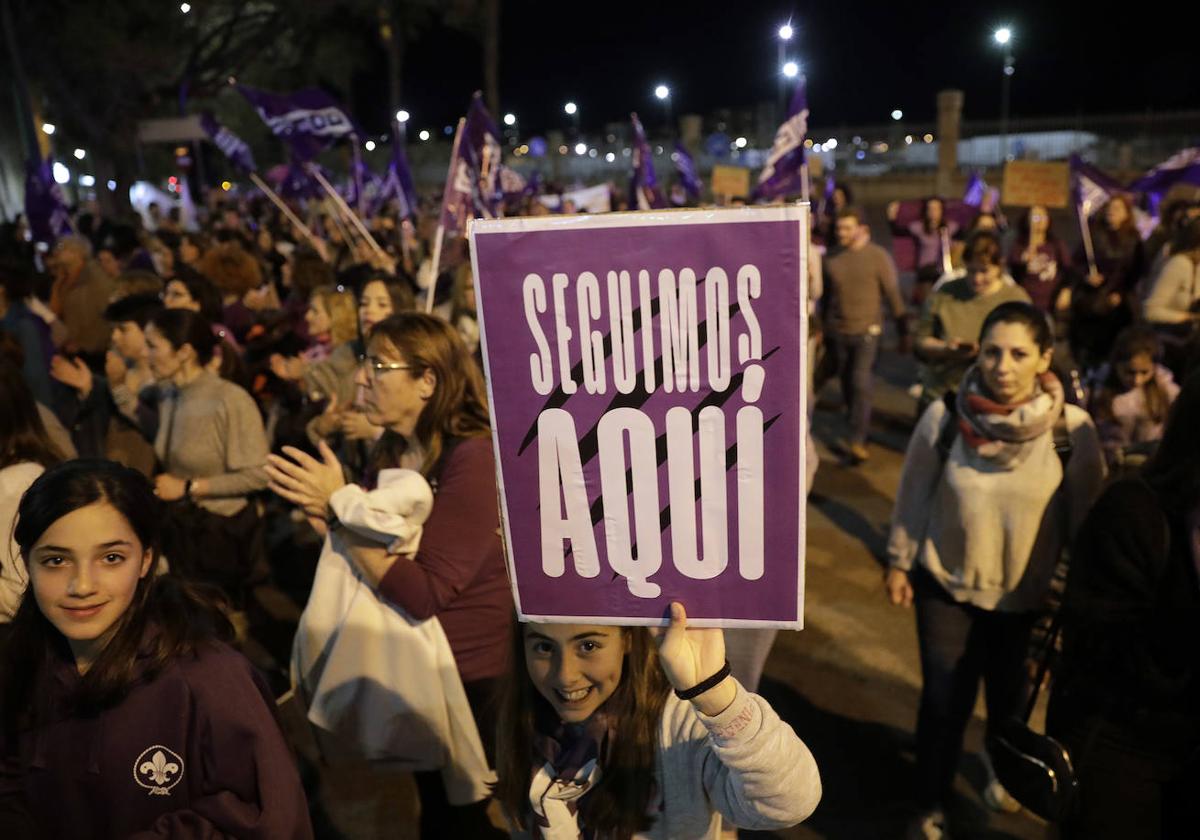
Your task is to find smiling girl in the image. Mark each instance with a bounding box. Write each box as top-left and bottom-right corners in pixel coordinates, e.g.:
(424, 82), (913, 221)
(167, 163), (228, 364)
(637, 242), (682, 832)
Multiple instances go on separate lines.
(492, 604), (821, 839)
(0, 459), (311, 838)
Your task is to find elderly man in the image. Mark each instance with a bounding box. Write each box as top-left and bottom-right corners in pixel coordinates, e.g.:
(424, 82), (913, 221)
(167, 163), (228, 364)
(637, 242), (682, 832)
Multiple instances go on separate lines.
(48, 235), (117, 367)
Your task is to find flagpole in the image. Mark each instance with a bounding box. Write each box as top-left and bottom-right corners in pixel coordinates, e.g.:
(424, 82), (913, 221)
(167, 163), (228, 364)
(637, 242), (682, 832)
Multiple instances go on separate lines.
(248, 172), (323, 252)
(426, 117), (467, 314)
(1077, 199), (1098, 275)
(800, 162), (810, 204)
(306, 164), (390, 263)
(351, 140), (366, 217)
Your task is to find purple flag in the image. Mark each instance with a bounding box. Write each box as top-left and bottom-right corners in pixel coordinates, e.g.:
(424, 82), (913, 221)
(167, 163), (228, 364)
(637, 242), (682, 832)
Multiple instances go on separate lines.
(629, 113), (666, 210)
(24, 158), (72, 245)
(200, 112), (257, 172)
(440, 93), (504, 234)
(963, 171), (987, 207)
(671, 142), (703, 200)
(345, 155), (380, 210)
(375, 141), (418, 218)
(273, 162), (325, 201)
(1128, 148), (1200, 216)
(753, 79), (809, 201)
(236, 85), (357, 162)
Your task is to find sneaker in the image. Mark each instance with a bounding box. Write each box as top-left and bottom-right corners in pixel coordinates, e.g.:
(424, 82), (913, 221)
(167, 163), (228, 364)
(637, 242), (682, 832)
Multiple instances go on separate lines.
(905, 808), (949, 840)
(848, 442), (870, 462)
(982, 778), (1022, 813)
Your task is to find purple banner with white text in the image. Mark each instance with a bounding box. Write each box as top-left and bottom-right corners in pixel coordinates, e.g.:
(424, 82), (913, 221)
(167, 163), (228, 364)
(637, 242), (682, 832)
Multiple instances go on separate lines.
(469, 207), (809, 627)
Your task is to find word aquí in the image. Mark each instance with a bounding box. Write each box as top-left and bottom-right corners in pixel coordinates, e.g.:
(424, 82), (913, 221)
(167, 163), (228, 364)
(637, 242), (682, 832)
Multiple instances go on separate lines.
(524, 264), (770, 599)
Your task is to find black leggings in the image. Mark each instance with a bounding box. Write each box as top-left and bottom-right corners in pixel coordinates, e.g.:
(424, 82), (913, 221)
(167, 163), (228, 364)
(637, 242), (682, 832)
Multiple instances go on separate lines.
(412, 677), (506, 839)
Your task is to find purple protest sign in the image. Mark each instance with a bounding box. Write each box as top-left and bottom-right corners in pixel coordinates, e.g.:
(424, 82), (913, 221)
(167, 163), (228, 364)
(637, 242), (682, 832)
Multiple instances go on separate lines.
(469, 207), (809, 628)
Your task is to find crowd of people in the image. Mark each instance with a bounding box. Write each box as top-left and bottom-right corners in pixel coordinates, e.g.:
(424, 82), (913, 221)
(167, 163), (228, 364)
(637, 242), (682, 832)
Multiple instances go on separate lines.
(0, 169), (1196, 839)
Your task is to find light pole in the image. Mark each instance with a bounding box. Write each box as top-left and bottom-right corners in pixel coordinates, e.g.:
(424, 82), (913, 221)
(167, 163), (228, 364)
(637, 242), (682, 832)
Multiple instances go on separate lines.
(994, 27), (1014, 163)
(654, 84), (671, 136)
(395, 109), (410, 145)
(777, 22), (794, 122)
(564, 101), (579, 137)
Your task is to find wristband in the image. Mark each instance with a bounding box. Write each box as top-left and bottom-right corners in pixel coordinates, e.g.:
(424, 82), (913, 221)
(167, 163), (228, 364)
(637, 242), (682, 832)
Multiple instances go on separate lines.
(674, 660), (732, 701)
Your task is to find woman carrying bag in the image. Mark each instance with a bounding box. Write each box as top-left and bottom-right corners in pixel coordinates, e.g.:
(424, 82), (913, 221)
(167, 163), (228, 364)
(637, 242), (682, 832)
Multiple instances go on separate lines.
(885, 302), (1105, 838)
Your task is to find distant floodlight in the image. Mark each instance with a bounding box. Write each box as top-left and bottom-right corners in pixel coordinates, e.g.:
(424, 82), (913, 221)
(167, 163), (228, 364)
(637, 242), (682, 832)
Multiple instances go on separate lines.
(891, 109), (903, 121)
(564, 102), (577, 115)
(825, 138), (838, 149)
(418, 130), (430, 141)
(395, 109), (410, 123)
(778, 23), (794, 40)
(782, 61), (799, 78)
(503, 113), (516, 126)
(605, 152), (616, 163)
(574, 142), (587, 155)
(180, 3), (190, 13)
(79, 174), (96, 187)
(654, 84), (670, 100)
(364, 140), (376, 151)
(106, 179), (117, 191)
(734, 136), (748, 149)
(52, 162), (70, 184)
(73, 148), (86, 160)
(994, 27), (1012, 45)
(41, 123), (56, 135)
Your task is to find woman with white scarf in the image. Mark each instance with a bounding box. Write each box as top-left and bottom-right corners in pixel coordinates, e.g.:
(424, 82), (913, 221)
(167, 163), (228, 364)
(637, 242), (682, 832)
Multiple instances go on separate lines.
(885, 301), (1105, 839)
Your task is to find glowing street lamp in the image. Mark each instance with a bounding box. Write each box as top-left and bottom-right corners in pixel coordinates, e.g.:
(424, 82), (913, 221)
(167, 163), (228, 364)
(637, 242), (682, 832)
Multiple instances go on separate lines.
(993, 26), (1016, 161)
(564, 102), (577, 115)
(503, 113), (516, 126)
(73, 148), (86, 160)
(418, 130), (430, 141)
(654, 85), (669, 100)
(395, 109), (410, 123)
(778, 23), (794, 41)
(993, 27), (1012, 45)
(782, 61), (799, 79)
(41, 123), (55, 135)
(891, 109), (903, 121)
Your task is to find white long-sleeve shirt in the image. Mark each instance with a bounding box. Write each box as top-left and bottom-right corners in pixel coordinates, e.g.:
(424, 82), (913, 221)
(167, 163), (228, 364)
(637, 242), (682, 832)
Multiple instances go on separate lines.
(1144, 253), (1200, 325)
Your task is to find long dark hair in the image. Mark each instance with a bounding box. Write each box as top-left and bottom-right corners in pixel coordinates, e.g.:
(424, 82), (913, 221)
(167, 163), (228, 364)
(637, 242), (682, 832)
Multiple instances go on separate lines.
(1016, 206), (1058, 245)
(1094, 327), (1172, 426)
(1143, 372), (1200, 516)
(1, 460), (233, 738)
(0, 359), (64, 470)
(494, 621), (671, 840)
(367, 312), (490, 476)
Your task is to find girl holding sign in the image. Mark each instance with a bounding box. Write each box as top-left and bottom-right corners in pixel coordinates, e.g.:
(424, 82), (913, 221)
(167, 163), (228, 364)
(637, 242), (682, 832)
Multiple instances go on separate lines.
(886, 302), (1105, 837)
(492, 603), (822, 839)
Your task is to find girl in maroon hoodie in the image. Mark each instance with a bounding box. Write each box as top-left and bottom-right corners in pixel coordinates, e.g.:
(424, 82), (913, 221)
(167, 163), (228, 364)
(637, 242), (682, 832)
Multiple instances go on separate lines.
(0, 459), (312, 839)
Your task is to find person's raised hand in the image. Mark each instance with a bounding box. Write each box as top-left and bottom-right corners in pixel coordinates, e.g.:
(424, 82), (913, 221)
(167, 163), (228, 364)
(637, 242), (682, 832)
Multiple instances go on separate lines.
(50, 355), (93, 399)
(265, 440), (346, 518)
(650, 602), (735, 715)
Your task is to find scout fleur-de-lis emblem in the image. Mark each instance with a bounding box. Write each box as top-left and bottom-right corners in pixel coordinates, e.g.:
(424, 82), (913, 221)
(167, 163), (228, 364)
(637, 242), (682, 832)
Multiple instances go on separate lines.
(133, 745), (185, 796)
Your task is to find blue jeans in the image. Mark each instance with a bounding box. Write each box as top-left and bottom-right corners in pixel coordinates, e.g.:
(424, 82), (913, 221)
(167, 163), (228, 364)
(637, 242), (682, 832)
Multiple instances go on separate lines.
(912, 568), (1036, 810)
(832, 331), (878, 446)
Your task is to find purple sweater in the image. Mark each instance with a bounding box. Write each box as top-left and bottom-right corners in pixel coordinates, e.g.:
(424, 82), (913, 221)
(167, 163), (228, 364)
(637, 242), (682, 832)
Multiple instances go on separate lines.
(0, 641), (312, 839)
(377, 437), (514, 683)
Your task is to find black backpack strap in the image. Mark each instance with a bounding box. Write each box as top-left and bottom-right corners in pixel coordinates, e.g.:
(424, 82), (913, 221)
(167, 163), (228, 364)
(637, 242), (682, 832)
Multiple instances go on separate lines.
(935, 391), (959, 464)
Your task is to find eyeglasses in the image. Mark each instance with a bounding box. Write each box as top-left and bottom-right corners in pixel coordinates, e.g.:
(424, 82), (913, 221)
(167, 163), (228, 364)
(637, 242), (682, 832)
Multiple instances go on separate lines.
(358, 355), (413, 378)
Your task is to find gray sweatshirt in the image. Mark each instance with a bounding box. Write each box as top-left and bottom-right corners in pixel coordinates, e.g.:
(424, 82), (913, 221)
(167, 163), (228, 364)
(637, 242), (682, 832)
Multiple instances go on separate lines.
(155, 370), (268, 516)
(887, 400), (1104, 611)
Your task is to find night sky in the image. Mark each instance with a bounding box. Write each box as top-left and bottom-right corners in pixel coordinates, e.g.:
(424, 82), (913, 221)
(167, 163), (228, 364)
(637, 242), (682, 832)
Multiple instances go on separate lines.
(351, 0), (1197, 137)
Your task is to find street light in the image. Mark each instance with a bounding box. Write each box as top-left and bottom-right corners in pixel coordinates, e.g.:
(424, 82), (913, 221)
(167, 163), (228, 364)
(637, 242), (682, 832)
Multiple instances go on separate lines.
(395, 109), (410, 123)
(503, 113), (516, 126)
(564, 102), (577, 115)
(782, 61), (799, 79)
(993, 26), (1015, 162)
(418, 129), (430, 141)
(41, 123), (55, 135)
(364, 140), (376, 151)
(654, 85), (669, 100)
(654, 84), (672, 135)
(564, 101), (579, 136)
(73, 148), (86, 160)
(778, 23), (793, 41)
(180, 2), (190, 13)
(891, 109), (903, 121)
(574, 142), (587, 156)
(776, 21), (796, 121)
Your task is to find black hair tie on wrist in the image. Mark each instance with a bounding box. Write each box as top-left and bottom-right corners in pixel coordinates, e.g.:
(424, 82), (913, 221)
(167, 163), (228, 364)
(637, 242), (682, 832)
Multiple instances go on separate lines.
(674, 660), (732, 701)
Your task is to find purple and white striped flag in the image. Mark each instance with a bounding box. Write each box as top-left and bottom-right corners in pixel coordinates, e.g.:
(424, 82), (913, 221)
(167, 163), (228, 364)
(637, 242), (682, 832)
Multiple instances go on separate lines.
(200, 112), (257, 172)
(237, 85), (357, 162)
(23, 158), (72, 245)
(440, 93), (504, 235)
(629, 113), (666, 210)
(672, 142), (703, 201)
(753, 79), (808, 201)
(375, 141), (418, 218)
(1128, 147), (1200, 216)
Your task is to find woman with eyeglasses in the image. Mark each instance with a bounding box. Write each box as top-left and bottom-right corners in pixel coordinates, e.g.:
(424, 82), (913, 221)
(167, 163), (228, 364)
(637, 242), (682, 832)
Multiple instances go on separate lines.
(266, 312), (511, 838)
